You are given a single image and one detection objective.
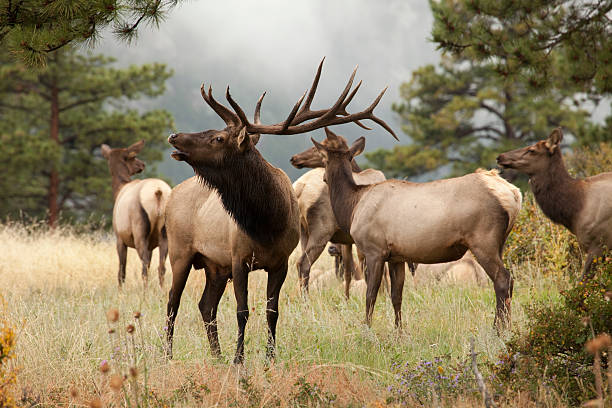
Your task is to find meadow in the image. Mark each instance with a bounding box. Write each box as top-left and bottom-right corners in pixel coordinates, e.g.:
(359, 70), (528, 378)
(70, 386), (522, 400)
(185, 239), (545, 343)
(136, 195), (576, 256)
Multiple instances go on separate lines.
(0, 216), (584, 408)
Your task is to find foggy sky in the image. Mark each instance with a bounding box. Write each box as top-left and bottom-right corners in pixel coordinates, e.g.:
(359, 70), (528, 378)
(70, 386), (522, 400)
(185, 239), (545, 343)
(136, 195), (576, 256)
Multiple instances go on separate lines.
(94, 0), (440, 182)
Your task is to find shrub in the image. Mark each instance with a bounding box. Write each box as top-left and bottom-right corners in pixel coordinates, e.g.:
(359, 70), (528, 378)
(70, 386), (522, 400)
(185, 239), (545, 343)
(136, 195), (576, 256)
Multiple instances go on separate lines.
(504, 193), (582, 278)
(0, 299), (17, 408)
(492, 258), (612, 406)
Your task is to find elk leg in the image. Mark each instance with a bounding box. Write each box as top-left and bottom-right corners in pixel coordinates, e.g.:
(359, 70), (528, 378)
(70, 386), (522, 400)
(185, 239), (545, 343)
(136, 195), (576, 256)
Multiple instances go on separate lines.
(297, 241), (326, 294)
(232, 261), (249, 365)
(471, 247), (512, 333)
(582, 246), (603, 281)
(407, 262), (417, 277)
(341, 244), (353, 299)
(266, 262), (288, 361)
(157, 226), (168, 287)
(388, 262), (405, 328)
(198, 270), (227, 359)
(357, 248), (367, 281)
(165, 256), (191, 359)
(364, 256), (384, 326)
(116, 239), (127, 287)
(382, 263), (391, 297)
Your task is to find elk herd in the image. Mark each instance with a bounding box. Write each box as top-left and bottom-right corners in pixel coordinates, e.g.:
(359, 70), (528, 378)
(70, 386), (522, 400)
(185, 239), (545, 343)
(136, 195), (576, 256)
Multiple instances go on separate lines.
(100, 59), (611, 364)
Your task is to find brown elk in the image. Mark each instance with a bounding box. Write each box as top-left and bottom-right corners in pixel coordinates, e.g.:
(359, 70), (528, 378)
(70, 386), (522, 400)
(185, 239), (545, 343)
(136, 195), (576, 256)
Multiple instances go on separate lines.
(497, 127), (612, 280)
(291, 140), (381, 297)
(311, 128), (522, 330)
(291, 139), (415, 298)
(164, 58), (396, 363)
(101, 141), (171, 287)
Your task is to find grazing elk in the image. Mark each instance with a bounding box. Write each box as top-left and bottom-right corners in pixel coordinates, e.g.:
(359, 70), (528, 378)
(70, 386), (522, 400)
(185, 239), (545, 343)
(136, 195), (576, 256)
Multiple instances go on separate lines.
(101, 140), (171, 287)
(165, 58), (395, 363)
(497, 127), (612, 280)
(291, 138), (415, 298)
(311, 128), (522, 330)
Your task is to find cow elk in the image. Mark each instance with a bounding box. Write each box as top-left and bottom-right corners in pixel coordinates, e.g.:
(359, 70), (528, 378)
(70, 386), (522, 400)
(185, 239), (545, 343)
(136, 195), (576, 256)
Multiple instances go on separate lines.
(101, 140), (171, 287)
(165, 58), (395, 364)
(497, 127), (612, 280)
(291, 138), (415, 298)
(311, 128), (522, 331)
(291, 136), (384, 298)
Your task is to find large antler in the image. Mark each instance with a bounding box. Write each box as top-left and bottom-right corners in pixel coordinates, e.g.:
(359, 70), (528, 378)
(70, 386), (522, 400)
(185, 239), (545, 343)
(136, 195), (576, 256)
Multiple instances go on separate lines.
(201, 58), (398, 140)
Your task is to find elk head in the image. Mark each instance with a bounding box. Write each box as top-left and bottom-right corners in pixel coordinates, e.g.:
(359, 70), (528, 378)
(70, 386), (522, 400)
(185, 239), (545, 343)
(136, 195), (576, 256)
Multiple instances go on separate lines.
(290, 131), (365, 169)
(311, 128), (365, 175)
(496, 128), (563, 176)
(101, 140), (146, 177)
(168, 58), (397, 182)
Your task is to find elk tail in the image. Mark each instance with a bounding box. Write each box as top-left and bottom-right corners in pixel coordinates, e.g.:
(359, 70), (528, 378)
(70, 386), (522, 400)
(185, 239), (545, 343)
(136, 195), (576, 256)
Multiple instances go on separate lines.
(476, 168), (522, 236)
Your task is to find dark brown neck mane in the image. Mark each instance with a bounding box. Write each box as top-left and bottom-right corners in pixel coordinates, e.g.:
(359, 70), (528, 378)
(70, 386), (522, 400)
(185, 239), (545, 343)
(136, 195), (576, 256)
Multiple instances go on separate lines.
(529, 150), (584, 232)
(109, 164), (133, 201)
(325, 152), (366, 233)
(193, 148), (290, 246)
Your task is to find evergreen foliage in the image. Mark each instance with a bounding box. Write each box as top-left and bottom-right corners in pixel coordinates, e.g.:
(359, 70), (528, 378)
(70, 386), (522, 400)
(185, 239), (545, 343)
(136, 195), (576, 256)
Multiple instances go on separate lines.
(0, 0), (183, 66)
(0, 46), (174, 225)
(430, 0), (612, 94)
(365, 55), (590, 178)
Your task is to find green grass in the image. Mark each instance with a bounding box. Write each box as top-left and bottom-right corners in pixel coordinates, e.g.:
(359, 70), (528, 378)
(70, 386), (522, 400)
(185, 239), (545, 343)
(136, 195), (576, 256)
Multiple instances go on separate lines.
(0, 223), (568, 406)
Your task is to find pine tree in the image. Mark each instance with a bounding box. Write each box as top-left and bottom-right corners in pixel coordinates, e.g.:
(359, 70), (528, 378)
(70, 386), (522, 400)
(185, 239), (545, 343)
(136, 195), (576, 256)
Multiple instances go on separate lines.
(430, 0), (612, 94)
(0, 0), (183, 66)
(0, 46), (174, 226)
(364, 55), (590, 178)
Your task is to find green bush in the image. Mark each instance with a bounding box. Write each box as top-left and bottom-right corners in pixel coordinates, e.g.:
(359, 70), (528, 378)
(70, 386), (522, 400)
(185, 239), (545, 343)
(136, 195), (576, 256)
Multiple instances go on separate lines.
(504, 193), (582, 278)
(492, 259), (612, 405)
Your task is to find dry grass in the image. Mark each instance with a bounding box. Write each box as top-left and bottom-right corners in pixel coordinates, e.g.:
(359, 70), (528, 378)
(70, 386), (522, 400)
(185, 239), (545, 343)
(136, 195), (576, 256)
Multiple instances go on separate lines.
(0, 223), (569, 407)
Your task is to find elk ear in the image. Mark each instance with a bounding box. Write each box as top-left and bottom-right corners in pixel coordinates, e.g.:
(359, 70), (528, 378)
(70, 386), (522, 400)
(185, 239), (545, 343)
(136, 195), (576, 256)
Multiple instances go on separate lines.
(127, 140), (145, 156)
(251, 133), (261, 146)
(100, 144), (111, 159)
(324, 127), (339, 140)
(544, 127), (563, 153)
(311, 137), (329, 161)
(237, 127), (252, 152)
(349, 137), (366, 159)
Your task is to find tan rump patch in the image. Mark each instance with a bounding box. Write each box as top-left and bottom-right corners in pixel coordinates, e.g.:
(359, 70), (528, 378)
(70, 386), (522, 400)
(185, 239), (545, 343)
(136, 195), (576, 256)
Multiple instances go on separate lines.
(475, 168), (522, 234)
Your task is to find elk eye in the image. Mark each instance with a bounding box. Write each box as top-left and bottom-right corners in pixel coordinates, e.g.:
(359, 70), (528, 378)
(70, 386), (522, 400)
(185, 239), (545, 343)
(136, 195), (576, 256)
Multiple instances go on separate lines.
(215, 136), (223, 143)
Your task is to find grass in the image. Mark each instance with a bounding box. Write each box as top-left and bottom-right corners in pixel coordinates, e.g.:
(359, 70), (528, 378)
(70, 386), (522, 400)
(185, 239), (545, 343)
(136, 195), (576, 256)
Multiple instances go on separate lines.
(0, 222), (569, 407)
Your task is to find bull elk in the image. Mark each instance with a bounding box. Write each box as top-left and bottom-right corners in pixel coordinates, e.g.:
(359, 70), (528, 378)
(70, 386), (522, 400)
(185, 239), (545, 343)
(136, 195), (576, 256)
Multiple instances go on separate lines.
(497, 127), (612, 280)
(165, 58), (395, 364)
(311, 128), (522, 331)
(101, 140), (171, 287)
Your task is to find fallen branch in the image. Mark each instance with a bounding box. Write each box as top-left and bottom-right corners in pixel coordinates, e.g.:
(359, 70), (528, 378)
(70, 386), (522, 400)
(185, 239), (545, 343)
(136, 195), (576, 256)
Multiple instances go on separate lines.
(470, 338), (497, 408)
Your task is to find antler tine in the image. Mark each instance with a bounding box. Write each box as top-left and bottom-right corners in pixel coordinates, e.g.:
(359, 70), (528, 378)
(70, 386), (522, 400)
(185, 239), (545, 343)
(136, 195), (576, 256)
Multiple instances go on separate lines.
(336, 80), (372, 131)
(340, 80), (361, 112)
(200, 84), (241, 126)
(254, 92), (266, 124)
(243, 61), (397, 140)
(225, 86), (251, 127)
(363, 86), (398, 140)
(298, 57), (325, 115)
(281, 90), (307, 131)
(320, 65), (358, 121)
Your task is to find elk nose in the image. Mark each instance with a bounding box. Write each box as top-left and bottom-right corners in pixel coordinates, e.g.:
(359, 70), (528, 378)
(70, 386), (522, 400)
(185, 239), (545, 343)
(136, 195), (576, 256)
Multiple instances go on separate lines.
(168, 133), (177, 143)
(496, 154), (502, 163)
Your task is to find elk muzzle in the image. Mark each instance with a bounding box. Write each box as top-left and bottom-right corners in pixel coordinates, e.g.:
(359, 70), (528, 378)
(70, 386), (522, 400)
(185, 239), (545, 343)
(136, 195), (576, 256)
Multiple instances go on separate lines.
(168, 133), (190, 161)
(496, 153), (513, 169)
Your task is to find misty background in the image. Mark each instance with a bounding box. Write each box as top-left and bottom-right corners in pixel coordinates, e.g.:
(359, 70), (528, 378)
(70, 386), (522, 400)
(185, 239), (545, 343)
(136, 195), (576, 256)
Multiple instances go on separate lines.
(94, 0), (439, 183)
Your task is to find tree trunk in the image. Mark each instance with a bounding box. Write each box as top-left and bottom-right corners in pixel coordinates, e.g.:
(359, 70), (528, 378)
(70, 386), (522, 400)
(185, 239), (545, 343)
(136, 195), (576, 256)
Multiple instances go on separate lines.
(48, 83), (60, 228)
